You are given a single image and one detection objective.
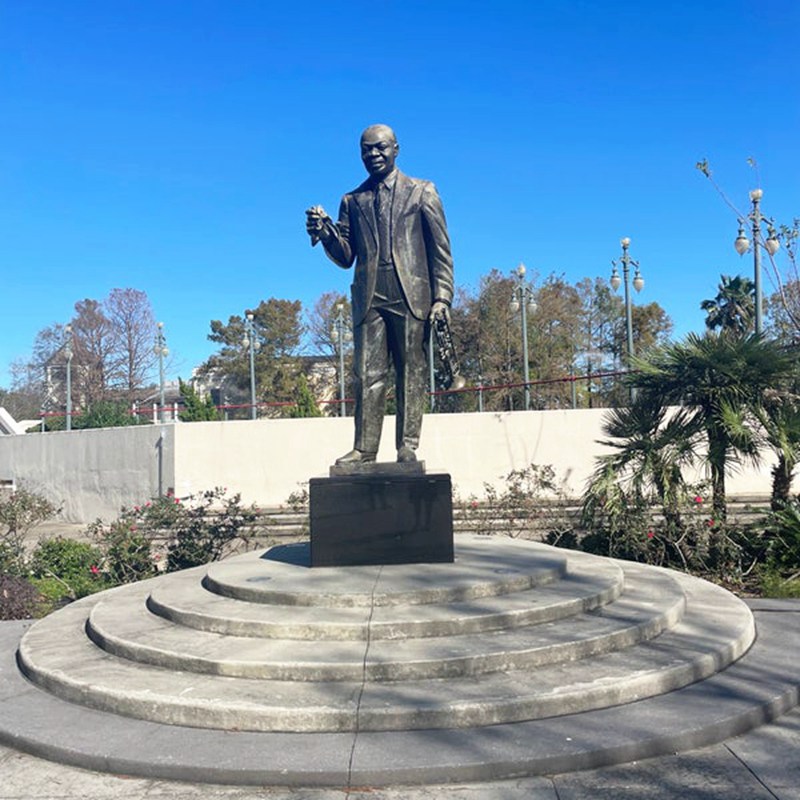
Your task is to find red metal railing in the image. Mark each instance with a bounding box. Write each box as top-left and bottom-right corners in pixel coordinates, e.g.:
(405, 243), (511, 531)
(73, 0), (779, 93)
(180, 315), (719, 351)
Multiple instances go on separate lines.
(38, 369), (633, 426)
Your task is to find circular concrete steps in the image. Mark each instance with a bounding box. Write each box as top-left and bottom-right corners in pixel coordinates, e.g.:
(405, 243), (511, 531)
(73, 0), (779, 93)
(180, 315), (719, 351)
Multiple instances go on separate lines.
(17, 536), (754, 736)
(5, 536), (799, 787)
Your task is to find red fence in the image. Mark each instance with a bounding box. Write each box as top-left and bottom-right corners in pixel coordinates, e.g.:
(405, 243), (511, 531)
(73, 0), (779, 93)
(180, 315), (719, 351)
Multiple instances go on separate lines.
(38, 369), (634, 426)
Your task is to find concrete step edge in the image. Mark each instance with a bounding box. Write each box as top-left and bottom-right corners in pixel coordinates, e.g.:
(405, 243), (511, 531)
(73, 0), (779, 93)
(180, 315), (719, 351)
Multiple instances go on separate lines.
(1, 606), (796, 786)
(83, 565), (682, 681)
(145, 559), (624, 640)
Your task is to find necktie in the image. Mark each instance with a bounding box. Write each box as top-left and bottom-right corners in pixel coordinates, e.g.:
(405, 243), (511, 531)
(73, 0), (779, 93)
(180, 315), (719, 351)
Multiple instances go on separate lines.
(374, 182), (392, 263)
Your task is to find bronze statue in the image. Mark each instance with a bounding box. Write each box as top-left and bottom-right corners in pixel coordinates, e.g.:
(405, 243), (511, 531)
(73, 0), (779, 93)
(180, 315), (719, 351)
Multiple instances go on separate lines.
(306, 124), (454, 464)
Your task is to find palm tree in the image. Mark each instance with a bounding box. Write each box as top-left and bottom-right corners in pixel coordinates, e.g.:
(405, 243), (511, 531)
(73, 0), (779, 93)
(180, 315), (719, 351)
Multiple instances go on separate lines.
(756, 388), (800, 510)
(585, 396), (698, 527)
(701, 274), (755, 336)
(631, 333), (796, 519)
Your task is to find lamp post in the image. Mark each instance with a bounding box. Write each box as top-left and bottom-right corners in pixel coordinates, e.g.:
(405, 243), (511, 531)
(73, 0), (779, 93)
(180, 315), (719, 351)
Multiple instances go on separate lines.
(510, 262), (536, 411)
(63, 324), (73, 431)
(610, 237), (644, 361)
(734, 189), (780, 335)
(242, 311), (259, 420)
(154, 322), (168, 423)
(330, 303), (350, 417)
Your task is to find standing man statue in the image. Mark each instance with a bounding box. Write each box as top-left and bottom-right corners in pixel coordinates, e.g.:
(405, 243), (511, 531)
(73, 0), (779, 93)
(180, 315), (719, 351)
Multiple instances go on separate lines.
(306, 124), (454, 465)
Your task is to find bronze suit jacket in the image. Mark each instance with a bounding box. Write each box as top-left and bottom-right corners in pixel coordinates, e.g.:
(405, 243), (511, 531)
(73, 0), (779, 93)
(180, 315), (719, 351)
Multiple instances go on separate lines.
(321, 170), (454, 325)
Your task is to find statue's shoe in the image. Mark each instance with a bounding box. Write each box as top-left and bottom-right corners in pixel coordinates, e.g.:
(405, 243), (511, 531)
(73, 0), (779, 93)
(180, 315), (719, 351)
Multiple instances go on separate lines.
(397, 446), (417, 463)
(335, 448), (377, 464)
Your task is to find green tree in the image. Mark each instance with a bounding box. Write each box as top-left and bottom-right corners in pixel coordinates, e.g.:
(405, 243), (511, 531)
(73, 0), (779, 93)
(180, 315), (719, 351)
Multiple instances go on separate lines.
(289, 374), (322, 418)
(584, 396), (697, 529)
(449, 270), (519, 411)
(631, 333), (797, 518)
(200, 298), (304, 418)
(528, 276), (583, 408)
(178, 379), (221, 422)
(754, 386), (800, 510)
(701, 274), (755, 336)
(73, 400), (146, 429)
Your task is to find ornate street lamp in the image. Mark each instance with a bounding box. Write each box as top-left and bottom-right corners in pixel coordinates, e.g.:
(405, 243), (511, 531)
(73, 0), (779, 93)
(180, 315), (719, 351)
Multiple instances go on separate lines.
(242, 311), (260, 420)
(330, 303), (351, 418)
(154, 322), (169, 423)
(733, 188), (780, 335)
(510, 262), (536, 411)
(609, 237), (644, 362)
(63, 324), (73, 431)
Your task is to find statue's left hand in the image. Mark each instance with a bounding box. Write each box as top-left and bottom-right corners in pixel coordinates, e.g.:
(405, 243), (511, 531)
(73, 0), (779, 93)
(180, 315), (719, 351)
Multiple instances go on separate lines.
(429, 301), (449, 322)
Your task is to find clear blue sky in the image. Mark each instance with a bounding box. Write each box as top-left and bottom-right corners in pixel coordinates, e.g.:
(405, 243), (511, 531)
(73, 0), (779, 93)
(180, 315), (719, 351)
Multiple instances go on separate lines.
(2, 0), (798, 387)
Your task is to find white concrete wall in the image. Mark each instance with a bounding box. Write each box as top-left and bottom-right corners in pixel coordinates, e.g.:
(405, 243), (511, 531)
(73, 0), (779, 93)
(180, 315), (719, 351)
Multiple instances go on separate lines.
(0, 409), (783, 523)
(0, 425), (174, 521)
(171, 410), (615, 506)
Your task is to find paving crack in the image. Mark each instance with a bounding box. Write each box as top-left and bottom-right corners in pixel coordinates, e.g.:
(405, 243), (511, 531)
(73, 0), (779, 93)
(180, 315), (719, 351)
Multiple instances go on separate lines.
(345, 565), (383, 798)
(724, 742), (781, 799)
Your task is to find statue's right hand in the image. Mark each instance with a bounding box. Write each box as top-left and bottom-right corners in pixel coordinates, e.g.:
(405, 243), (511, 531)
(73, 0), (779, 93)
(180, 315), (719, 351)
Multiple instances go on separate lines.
(305, 206), (328, 238)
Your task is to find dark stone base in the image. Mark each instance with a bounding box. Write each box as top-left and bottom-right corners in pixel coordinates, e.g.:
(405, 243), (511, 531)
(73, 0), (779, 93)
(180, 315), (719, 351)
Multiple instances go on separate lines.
(309, 472), (454, 567)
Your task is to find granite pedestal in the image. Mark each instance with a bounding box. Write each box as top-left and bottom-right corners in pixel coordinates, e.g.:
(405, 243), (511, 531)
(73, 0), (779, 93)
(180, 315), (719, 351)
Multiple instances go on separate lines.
(309, 466), (454, 567)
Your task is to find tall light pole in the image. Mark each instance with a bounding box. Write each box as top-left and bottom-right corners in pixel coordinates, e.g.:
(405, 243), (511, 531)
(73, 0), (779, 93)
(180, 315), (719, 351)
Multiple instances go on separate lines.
(63, 324), (73, 431)
(510, 262), (536, 410)
(154, 322), (168, 423)
(330, 303), (350, 417)
(242, 311), (259, 420)
(734, 189), (780, 335)
(610, 237), (644, 361)
(610, 237), (644, 405)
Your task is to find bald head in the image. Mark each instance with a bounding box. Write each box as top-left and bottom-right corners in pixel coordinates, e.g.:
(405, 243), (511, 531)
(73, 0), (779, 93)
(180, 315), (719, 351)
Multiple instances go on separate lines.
(361, 124), (397, 145)
(360, 124), (399, 179)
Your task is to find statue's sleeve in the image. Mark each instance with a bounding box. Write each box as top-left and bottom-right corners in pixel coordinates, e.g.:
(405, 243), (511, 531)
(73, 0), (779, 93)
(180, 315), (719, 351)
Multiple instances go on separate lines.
(421, 182), (454, 306)
(321, 196), (355, 269)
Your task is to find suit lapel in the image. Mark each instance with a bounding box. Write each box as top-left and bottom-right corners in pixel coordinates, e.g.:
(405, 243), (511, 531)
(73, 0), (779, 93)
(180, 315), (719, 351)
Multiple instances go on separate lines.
(392, 171), (414, 229)
(353, 189), (377, 245)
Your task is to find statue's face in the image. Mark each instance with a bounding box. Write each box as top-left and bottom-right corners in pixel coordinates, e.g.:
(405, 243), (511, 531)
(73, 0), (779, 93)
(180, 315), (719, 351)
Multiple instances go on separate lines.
(360, 128), (398, 179)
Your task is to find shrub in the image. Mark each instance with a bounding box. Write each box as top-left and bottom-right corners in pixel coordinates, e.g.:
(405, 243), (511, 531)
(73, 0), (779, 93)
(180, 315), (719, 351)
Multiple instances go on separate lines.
(0, 574), (41, 620)
(0, 488), (58, 576)
(459, 464), (575, 541)
(285, 485), (309, 512)
(104, 527), (158, 584)
(29, 537), (109, 601)
(759, 568), (800, 598)
(90, 487), (258, 575)
(163, 488), (258, 571)
(572, 480), (766, 587)
(764, 501), (800, 574)
(73, 400), (148, 429)
(86, 514), (158, 585)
